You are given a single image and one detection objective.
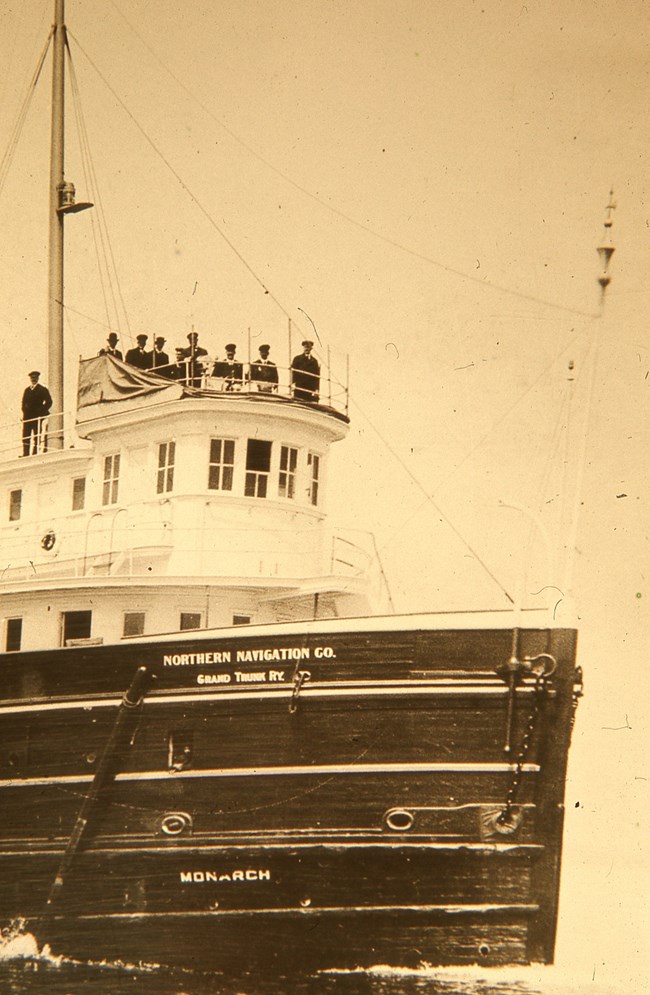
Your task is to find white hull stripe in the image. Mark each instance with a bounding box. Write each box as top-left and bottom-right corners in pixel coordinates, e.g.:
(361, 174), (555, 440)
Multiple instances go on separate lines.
(1, 841), (542, 855)
(0, 761), (540, 789)
(0, 683), (535, 716)
(66, 902), (541, 922)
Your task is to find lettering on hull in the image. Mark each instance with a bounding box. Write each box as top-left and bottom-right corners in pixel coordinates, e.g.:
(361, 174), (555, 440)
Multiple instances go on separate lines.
(180, 869), (272, 883)
(163, 645), (335, 668)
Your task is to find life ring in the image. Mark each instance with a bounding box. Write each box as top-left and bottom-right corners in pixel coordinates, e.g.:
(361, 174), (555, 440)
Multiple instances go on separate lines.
(41, 530), (56, 551)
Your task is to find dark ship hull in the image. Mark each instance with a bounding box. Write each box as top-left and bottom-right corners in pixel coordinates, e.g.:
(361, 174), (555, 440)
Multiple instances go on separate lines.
(0, 619), (580, 969)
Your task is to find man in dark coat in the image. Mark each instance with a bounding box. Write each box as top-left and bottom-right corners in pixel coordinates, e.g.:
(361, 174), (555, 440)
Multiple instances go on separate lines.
(98, 332), (123, 359)
(291, 340), (320, 401)
(249, 344), (278, 392)
(22, 371), (52, 456)
(213, 343), (243, 391)
(125, 334), (150, 369)
(180, 331), (208, 387)
(148, 336), (170, 375)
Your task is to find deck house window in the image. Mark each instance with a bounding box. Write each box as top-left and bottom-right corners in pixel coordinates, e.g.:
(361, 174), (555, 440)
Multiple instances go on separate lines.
(8, 489), (21, 521)
(102, 454), (120, 505)
(279, 446), (298, 499)
(245, 439), (272, 498)
(123, 612), (145, 637)
(72, 476), (86, 511)
(180, 612), (202, 631)
(5, 617), (22, 652)
(307, 452), (320, 506)
(62, 610), (92, 646)
(233, 614), (251, 626)
(157, 441), (176, 494)
(208, 438), (235, 491)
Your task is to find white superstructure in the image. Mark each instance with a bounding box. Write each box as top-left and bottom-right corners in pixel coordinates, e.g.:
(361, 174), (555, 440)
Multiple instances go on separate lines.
(0, 358), (388, 652)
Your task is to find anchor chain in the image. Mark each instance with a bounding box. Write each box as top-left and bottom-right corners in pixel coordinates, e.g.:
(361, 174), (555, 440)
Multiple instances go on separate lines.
(496, 655), (555, 833)
(570, 665), (584, 735)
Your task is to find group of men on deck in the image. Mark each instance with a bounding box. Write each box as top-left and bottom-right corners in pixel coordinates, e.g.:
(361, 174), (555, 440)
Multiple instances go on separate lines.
(98, 331), (321, 401)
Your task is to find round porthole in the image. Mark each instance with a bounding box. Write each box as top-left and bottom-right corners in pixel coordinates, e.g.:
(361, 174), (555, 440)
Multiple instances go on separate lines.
(161, 811), (192, 836)
(41, 530), (56, 551)
(384, 808), (415, 832)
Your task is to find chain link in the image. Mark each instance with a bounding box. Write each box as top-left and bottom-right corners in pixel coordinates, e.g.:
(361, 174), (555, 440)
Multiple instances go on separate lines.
(496, 669), (549, 831)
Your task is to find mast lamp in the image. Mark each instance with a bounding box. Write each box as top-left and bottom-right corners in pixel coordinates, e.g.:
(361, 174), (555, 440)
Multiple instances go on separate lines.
(57, 181), (93, 215)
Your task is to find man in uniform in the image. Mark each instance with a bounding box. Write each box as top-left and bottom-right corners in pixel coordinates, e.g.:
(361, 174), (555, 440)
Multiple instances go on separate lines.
(148, 336), (170, 375)
(249, 343), (278, 392)
(168, 347), (189, 383)
(291, 339), (320, 401)
(213, 343), (243, 391)
(180, 331), (208, 387)
(21, 371), (52, 456)
(98, 332), (122, 359)
(125, 334), (150, 369)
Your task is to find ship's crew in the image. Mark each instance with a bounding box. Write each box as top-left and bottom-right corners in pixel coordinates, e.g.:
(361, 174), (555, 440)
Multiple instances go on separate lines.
(125, 334), (150, 369)
(168, 347), (189, 383)
(179, 331), (208, 387)
(148, 336), (170, 375)
(98, 332), (123, 360)
(21, 371), (52, 456)
(291, 340), (320, 402)
(249, 344), (278, 392)
(213, 343), (243, 391)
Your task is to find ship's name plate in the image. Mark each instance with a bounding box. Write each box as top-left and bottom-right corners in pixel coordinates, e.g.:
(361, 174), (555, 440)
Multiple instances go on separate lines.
(180, 869), (271, 883)
(163, 644), (336, 670)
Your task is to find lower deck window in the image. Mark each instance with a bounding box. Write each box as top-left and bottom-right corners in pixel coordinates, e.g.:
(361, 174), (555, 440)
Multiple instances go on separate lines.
(180, 612), (202, 631)
(123, 612), (145, 637)
(233, 614), (251, 626)
(62, 610), (92, 646)
(5, 617), (22, 652)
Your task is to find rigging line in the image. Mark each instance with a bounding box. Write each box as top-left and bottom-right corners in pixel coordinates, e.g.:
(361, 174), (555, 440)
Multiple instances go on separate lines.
(66, 41), (133, 340)
(66, 41), (133, 339)
(107, 0), (596, 322)
(68, 31), (301, 330)
(361, 317), (597, 563)
(55, 299), (121, 333)
(350, 397), (515, 605)
(0, 28), (53, 195)
(66, 44), (114, 335)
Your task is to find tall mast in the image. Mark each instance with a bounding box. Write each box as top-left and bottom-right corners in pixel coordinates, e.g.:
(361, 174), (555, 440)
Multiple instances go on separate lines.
(47, 0), (66, 449)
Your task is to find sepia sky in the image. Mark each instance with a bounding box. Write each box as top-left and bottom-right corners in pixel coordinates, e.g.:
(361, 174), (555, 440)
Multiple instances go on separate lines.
(0, 1), (647, 988)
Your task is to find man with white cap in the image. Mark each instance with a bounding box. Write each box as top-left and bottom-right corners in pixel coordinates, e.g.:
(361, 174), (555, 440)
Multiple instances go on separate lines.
(21, 371), (52, 456)
(291, 340), (320, 402)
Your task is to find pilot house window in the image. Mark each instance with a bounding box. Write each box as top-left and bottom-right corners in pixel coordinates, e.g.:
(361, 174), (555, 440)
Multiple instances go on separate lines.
(102, 454), (120, 505)
(208, 438), (235, 491)
(279, 446), (297, 499)
(157, 441), (176, 494)
(245, 439), (272, 498)
(308, 452), (320, 506)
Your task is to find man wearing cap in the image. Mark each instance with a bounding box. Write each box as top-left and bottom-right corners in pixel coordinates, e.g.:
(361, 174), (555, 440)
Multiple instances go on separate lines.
(168, 347), (189, 384)
(213, 343), (243, 391)
(249, 344), (278, 393)
(98, 332), (123, 360)
(148, 336), (170, 375)
(179, 331), (208, 387)
(21, 371), (52, 456)
(291, 340), (320, 402)
(125, 334), (150, 369)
